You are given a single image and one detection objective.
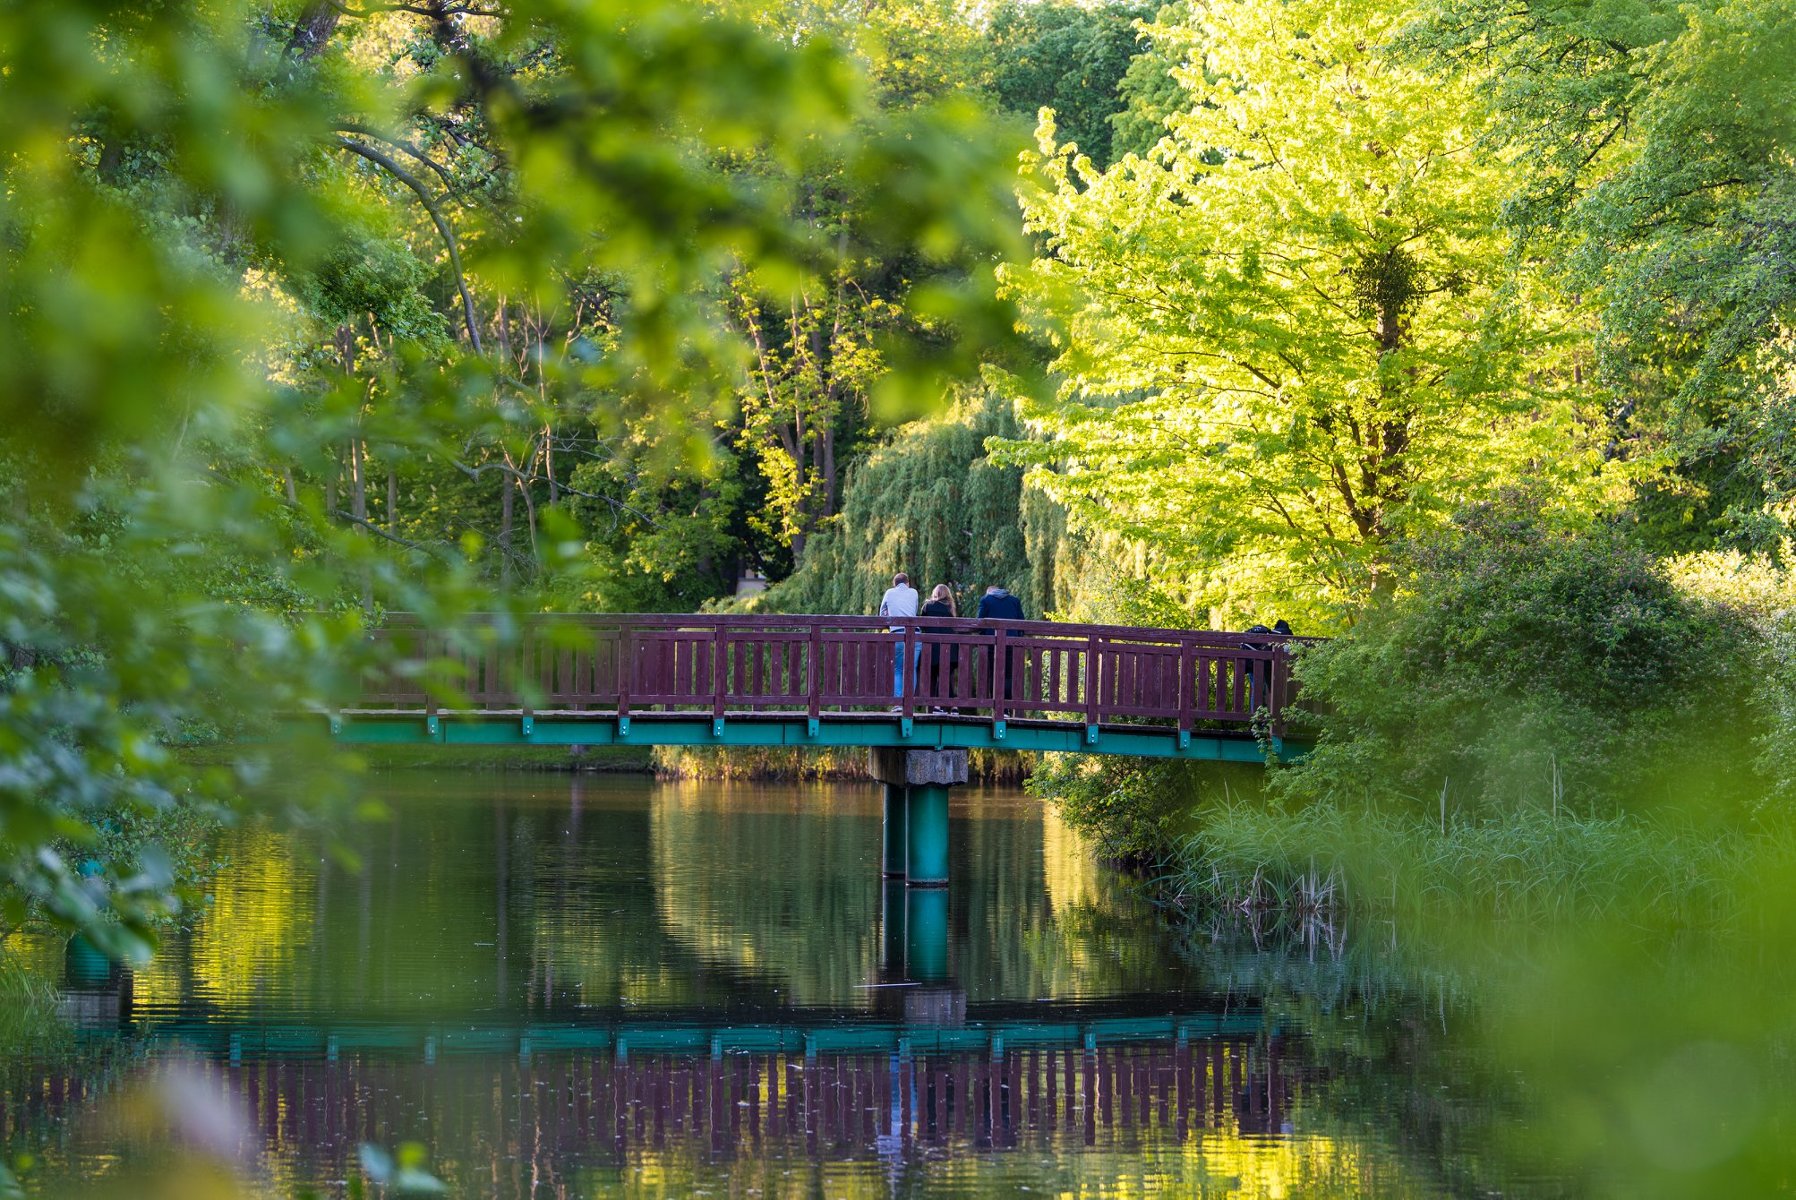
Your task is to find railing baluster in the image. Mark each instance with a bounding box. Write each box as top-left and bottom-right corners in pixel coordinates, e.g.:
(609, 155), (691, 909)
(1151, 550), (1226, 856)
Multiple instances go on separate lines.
(901, 621), (917, 722)
(618, 626), (633, 721)
(808, 622), (822, 722)
(712, 623), (727, 723)
(1084, 635), (1100, 730)
(1177, 639), (1194, 740)
(992, 627), (1008, 726)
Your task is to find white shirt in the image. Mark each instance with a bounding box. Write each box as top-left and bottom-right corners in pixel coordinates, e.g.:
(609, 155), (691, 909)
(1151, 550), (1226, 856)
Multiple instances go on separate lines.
(879, 585), (919, 620)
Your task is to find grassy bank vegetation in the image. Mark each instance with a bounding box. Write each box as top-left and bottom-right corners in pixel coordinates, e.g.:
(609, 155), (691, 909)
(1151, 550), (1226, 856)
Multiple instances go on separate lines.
(651, 744), (1028, 782)
(1178, 799), (1770, 928)
(0, 957), (64, 1065)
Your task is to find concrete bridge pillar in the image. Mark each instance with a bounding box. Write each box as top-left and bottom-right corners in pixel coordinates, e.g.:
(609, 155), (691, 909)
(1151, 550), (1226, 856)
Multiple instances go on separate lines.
(868, 748), (968, 888)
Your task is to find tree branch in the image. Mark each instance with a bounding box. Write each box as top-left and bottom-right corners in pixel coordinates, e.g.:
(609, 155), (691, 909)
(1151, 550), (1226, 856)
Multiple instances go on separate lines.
(333, 135), (484, 354)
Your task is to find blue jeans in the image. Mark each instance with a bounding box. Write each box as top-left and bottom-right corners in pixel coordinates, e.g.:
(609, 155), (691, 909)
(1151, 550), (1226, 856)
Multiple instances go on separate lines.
(893, 637), (909, 698)
(893, 637), (922, 698)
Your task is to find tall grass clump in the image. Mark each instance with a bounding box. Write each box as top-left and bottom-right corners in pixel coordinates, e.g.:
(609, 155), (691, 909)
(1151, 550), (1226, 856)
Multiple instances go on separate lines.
(0, 955), (66, 1065)
(1181, 799), (1762, 928)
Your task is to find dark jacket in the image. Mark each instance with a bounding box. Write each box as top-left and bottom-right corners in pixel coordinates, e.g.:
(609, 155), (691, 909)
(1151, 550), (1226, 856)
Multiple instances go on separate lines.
(976, 590), (1024, 622)
(920, 598), (959, 675)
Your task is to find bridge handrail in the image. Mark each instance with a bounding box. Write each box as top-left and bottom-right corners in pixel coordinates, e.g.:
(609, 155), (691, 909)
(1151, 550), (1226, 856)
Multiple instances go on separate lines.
(372, 610), (1305, 643)
(355, 613), (1311, 739)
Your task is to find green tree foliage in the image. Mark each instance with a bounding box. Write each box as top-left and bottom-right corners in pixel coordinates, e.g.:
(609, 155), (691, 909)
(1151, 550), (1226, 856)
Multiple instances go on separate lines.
(1106, 2), (1188, 161)
(563, 437), (760, 612)
(998, 0), (1614, 629)
(1283, 499), (1754, 810)
(988, 0), (1153, 170)
(1411, 0), (1796, 548)
(0, 0), (1023, 952)
(557, 0), (1157, 604)
(1665, 548), (1796, 802)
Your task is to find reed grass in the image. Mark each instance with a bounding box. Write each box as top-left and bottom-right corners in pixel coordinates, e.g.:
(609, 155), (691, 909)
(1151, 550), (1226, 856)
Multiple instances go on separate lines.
(0, 955), (66, 1065)
(1172, 799), (1767, 929)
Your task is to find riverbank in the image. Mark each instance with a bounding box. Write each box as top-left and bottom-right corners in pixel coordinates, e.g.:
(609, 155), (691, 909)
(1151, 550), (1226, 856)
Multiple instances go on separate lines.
(1165, 797), (1779, 928)
(180, 743), (658, 773)
(193, 742), (1035, 782)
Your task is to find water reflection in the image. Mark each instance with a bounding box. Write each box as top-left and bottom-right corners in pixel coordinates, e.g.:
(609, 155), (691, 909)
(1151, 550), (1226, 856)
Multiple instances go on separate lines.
(2, 776), (1452, 1197)
(114, 777), (1201, 1021)
(6, 1041), (1324, 1195)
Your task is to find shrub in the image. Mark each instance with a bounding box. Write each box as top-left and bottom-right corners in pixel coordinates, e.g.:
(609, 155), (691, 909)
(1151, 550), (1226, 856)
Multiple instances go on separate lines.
(1282, 499), (1757, 813)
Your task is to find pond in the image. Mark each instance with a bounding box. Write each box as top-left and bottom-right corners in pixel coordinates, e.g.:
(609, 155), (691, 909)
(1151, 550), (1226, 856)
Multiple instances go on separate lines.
(5, 775), (1558, 1197)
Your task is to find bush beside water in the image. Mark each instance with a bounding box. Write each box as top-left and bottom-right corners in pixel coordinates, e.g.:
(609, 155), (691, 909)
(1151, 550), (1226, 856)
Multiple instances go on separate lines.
(1038, 501), (1796, 922)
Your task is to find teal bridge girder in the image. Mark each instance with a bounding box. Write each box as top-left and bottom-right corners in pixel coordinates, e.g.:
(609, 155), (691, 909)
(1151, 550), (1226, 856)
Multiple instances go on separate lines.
(324, 711), (1304, 763)
(105, 1010), (1271, 1063)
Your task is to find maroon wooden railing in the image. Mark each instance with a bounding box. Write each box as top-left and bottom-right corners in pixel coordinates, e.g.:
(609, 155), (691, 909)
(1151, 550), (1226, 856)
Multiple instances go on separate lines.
(358, 615), (1302, 736)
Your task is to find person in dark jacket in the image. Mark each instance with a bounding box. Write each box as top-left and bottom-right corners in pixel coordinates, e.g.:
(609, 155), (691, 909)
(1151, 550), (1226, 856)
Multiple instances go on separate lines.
(919, 584), (959, 712)
(1240, 623), (1274, 709)
(976, 585), (1024, 622)
(976, 585), (1025, 702)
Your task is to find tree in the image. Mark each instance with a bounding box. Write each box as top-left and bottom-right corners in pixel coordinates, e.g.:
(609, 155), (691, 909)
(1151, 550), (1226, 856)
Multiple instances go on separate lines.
(1410, 0), (1796, 550)
(0, 0), (1023, 954)
(987, 0), (1153, 171)
(1107, 2), (1190, 162)
(997, 0), (1615, 627)
(745, 391), (1041, 616)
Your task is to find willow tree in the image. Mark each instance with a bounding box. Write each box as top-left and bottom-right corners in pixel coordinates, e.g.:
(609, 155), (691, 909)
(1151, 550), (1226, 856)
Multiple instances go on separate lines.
(746, 391), (1046, 616)
(998, 0), (1616, 626)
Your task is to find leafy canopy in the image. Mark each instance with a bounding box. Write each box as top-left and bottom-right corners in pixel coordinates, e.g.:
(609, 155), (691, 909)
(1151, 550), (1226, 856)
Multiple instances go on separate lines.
(998, 0), (1615, 628)
(0, 0), (1024, 954)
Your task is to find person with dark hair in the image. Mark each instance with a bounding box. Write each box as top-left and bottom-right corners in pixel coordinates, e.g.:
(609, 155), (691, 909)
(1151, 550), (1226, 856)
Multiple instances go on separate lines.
(976, 584), (1026, 702)
(1272, 618), (1293, 637)
(1241, 623), (1274, 709)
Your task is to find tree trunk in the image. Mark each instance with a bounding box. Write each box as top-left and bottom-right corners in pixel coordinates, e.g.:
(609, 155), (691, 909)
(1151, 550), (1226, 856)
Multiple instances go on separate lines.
(350, 440), (367, 525)
(499, 466), (515, 588)
(821, 423), (837, 518)
(543, 424), (558, 505)
(286, 3), (342, 60)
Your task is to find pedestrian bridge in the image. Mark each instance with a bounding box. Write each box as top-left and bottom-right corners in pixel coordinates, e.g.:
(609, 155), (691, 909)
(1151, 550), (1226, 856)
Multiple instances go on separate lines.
(329, 613), (1308, 762)
(323, 614), (1309, 889)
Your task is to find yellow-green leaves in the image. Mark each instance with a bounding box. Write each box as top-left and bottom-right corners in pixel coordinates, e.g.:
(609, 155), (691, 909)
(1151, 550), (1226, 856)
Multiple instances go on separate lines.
(1001, 0), (1614, 628)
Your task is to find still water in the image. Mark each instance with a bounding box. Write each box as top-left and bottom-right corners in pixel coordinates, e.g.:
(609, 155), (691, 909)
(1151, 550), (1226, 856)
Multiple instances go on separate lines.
(3, 776), (1527, 1197)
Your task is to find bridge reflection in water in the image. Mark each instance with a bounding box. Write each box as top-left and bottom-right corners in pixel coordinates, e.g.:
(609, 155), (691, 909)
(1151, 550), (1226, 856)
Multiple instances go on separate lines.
(5, 779), (1352, 1195)
(3, 1035), (1293, 1190)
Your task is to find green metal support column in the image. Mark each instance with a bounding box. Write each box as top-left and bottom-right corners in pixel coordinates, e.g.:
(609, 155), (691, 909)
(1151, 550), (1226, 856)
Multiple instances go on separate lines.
(903, 887), (949, 982)
(905, 783), (950, 886)
(882, 783), (908, 878)
(880, 879), (908, 979)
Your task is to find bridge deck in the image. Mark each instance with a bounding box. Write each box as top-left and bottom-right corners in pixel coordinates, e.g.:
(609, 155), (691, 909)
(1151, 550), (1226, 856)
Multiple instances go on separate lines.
(333, 615), (1309, 761)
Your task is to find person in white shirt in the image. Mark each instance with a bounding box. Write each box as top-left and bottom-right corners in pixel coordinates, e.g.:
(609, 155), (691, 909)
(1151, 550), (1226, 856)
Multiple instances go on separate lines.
(878, 572), (919, 701)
